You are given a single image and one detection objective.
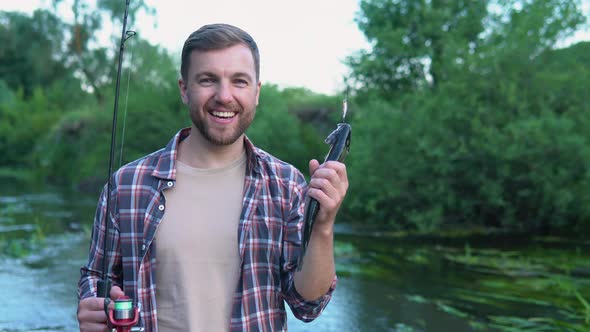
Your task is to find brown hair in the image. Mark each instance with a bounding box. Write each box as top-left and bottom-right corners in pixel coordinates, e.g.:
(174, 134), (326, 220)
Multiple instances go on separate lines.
(180, 23), (260, 81)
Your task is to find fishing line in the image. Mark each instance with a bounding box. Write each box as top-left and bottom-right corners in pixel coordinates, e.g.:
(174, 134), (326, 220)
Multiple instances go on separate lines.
(118, 46), (134, 168)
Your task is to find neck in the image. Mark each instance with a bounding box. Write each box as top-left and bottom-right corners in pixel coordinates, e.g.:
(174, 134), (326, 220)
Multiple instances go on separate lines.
(178, 126), (245, 169)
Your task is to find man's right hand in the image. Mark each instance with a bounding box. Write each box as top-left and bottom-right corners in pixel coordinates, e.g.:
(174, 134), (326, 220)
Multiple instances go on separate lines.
(78, 285), (125, 332)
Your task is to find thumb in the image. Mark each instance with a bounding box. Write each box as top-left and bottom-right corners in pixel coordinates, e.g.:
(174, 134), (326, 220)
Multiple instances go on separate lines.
(110, 285), (125, 300)
(309, 159), (320, 177)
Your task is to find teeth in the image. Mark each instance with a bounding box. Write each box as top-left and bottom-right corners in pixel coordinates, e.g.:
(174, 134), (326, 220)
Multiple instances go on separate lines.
(212, 111), (235, 118)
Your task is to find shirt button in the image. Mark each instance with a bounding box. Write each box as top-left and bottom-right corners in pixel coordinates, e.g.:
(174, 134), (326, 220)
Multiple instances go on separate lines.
(167, 181), (173, 187)
(142, 244), (146, 251)
(158, 205), (165, 211)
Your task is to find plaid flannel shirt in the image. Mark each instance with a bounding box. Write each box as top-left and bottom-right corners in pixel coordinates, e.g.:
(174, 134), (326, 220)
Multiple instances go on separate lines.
(78, 128), (336, 331)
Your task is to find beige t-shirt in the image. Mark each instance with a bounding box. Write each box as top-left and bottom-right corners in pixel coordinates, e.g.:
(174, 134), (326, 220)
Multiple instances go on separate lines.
(156, 153), (246, 332)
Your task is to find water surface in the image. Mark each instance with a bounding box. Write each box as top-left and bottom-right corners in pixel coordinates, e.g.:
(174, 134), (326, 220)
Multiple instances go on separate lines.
(1, 182), (588, 331)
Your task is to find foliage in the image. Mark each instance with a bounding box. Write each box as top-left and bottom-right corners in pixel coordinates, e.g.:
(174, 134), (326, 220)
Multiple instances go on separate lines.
(281, 87), (344, 135)
(2, 0), (590, 235)
(30, 46), (330, 191)
(1, 2), (590, 329)
(348, 0), (487, 97)
(32, 40), (186, 189)
(342, 0), (590, 233)
(45, 0), (155, 105)
(248, 84), (326, 172)
(348, 0), (586, 100)
(0, 85), (71, 167)
(345, 66), (590, 232)
(0, 10), (73, 97)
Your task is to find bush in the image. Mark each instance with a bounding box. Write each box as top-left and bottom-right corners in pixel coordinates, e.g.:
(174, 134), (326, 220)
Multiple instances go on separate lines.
(0, 86), (61, 167)
(344, 90), (590, 233)
(248, 84), (325, 173)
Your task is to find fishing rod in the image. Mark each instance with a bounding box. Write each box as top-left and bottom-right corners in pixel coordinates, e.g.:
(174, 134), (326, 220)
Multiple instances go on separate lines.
(97, 0), (139, 330)
(297, 89), (352, 270)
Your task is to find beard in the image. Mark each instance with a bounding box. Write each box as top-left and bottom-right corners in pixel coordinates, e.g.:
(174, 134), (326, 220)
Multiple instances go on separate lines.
(189, 99), (255, 146)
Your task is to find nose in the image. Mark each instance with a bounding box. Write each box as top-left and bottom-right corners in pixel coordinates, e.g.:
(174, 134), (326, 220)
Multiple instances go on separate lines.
(214, 81), (233, 104)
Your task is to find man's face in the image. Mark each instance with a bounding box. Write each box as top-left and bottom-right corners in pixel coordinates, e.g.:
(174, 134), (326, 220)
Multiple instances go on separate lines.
(179, 43), (261, 146)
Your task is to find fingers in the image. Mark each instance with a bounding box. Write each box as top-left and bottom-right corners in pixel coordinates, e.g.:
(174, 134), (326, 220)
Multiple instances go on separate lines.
(78, 286), (126, 332)
(309, 160), (347, 181)
(308, 177), (339, 208)
(110, 285), (125, 300)
(308, 161), (348, 193)
(80, 297), (107, 314)
(78, 297), (108, 332)
(307, 160), (349, 220)
(308, 159), (320, 176)
(307, 182), (344, 212)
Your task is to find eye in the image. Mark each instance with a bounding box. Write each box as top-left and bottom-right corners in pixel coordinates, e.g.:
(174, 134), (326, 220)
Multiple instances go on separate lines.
(233, 79), (248, 88)
(198, 77), (215, 86)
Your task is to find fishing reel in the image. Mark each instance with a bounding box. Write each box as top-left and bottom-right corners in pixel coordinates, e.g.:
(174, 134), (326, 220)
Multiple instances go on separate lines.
(104, 296), (142, 332)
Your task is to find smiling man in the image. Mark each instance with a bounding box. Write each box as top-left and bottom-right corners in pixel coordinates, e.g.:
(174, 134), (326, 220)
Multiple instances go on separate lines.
(77, 24), (348, 332)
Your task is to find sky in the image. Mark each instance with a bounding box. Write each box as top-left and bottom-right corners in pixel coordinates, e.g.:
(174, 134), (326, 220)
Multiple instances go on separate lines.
(2, 0), (589, 95)
(2, 0), (371, 95)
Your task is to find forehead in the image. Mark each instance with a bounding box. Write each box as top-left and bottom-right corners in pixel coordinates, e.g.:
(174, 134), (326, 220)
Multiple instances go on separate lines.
(187, 44), (256, 77)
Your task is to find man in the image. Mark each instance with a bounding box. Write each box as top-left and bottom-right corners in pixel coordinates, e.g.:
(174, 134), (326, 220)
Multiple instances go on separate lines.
(77, 23), (348, 332)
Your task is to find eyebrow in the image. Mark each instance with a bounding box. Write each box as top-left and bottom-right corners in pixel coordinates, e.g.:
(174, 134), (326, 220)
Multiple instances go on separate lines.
(232, 72), (254, 82)
(194, 71), (216, 79)
(194, 71), (254, 82)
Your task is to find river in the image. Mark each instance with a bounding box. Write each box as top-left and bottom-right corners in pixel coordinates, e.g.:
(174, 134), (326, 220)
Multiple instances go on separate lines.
(1, 181), (588, 331)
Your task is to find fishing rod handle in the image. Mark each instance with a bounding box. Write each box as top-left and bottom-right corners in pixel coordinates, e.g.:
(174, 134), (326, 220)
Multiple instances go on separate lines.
(323, 123), (352, 163)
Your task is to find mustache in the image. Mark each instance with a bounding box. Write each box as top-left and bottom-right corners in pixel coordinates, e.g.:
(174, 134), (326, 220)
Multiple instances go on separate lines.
(204, 100), (242, 113)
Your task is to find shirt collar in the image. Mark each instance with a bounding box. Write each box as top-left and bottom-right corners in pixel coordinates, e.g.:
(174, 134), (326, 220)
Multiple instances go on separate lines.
(151, 127), (262, 180)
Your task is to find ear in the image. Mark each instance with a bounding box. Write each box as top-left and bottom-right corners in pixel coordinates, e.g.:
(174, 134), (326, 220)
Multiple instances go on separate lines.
(255, 80), (262, 106)
(178, 78), (188, 104)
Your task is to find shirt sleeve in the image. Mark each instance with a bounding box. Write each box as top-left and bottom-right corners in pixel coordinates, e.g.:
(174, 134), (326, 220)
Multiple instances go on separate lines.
(78, 182), (123, 300)
(280, 169), (337, 322)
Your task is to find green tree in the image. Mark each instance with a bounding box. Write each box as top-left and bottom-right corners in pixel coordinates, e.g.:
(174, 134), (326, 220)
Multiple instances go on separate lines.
(0, 10), (73, 98)
(348, 0), (586, 100)
(247, 85), (329, 172)
(0, 87), (61, 167)
(347, 0), (488, 98)
(33, 38), (184, 188)
(344, 0), (589, 233)
(48, 0), (155, 105)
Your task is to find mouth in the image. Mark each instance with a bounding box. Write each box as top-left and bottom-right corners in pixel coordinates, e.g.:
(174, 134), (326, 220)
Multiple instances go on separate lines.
(210, 110), (237, 119)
